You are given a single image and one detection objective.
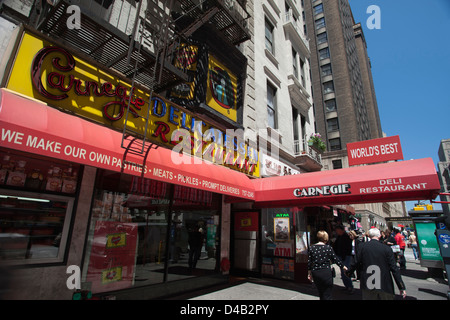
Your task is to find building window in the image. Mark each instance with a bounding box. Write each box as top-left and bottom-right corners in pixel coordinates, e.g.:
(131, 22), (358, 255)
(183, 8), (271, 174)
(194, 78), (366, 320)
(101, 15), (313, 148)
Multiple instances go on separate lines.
(292, 48), (299, 79)
(329, 138), (341, 151)
(300, 58), (306, 87)
(0, 147), (79, 264)
(81, 169), (221, 292)
(319, 47), (329, 60)
(313, 4), (323, 15)
(332, 159), (343, 169)
(317, 32), (328, 45)
(267, 83), (277, 129)
(321, 63), (332, 77)
(323, 81), (334, 94)
(325, 99), (337, 112)
(265, 19), (275, 55)
(292, 106), (299, 141)
(327, 118), (339, 132)
(315, 17), (326, 29)
(94, 0), (113, 9)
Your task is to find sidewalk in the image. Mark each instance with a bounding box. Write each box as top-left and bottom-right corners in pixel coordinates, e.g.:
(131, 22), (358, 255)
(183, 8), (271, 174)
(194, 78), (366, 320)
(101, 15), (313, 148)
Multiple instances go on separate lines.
(169, 247), (449, 300)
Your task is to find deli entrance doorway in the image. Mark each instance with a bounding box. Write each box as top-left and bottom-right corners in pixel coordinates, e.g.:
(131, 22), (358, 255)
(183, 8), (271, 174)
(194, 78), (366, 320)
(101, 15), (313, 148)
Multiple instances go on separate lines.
(231, 211), (260, 277)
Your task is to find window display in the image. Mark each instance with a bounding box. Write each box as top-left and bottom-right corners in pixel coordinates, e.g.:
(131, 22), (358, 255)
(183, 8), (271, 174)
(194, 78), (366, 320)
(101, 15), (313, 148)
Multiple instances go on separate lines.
(261, 208), (309, 280)
(0, 148), (78, 264)
(81, 169), (221, 294)
(0, 148), (79, 194)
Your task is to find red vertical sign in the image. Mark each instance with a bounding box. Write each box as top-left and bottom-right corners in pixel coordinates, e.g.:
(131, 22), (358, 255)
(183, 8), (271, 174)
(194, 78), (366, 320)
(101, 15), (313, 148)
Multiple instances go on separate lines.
(86, 221), (138, 293)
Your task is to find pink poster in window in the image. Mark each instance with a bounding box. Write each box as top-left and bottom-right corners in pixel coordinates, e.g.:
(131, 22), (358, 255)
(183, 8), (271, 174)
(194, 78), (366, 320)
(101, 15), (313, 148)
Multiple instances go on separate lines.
(86, 221), (138, 294)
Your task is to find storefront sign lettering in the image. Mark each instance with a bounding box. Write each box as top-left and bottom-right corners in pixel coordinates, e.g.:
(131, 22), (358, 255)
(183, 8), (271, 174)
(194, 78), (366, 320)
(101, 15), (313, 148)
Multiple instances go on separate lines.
(32, 46), (145, 121)
(275, 213), (289, 217)
(293, 184), (351, 198)
(0, 125), (255, 199)
(273, 243), (293, 257)
(359, 179), (428, 194)
(347, 135), (403, 166)
(274, 246), (292, 257)
(6, 31), (260, 177)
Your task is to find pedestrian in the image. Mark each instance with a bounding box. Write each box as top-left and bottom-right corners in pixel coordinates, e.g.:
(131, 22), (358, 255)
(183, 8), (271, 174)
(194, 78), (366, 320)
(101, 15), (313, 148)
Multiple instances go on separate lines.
(409, 231), (418, 260)
(188, 224), (204, 271)
(349, 230), (365, 281)
(380, 230), (386, 243)
(307, 230), (347, 300)
(333, 225), (354, 293)
(394, 228), (407, 270)
(346, 228), (407, 300)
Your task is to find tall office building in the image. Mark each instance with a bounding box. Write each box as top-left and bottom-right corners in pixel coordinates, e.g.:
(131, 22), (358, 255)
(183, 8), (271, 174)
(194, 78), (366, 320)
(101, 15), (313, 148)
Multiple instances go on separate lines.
(438, 139), (450, 223)
(304, 0), (382, 169)
(303, 0), (405, 228)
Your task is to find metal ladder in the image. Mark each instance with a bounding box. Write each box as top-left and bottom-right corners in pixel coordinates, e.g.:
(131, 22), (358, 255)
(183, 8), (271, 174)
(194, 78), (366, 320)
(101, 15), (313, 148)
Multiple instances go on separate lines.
(120, 0), (219, 177)
(120, 0), (177, 177)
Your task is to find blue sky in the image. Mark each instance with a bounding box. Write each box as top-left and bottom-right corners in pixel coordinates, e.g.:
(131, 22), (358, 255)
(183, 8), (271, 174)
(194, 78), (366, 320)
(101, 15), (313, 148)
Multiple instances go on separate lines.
(348, 0), (450, 210)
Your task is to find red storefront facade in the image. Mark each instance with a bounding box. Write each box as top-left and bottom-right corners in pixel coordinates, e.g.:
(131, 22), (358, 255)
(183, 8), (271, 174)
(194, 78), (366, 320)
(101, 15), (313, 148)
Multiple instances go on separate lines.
(0, 87), (442, 297)
(0, 27), (441, 299)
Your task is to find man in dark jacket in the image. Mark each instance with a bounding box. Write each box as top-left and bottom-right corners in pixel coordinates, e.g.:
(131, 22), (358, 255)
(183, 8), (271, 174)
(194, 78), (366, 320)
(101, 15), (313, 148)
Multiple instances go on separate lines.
(333, 225), (354, 292)
(347, 228), (406, 300)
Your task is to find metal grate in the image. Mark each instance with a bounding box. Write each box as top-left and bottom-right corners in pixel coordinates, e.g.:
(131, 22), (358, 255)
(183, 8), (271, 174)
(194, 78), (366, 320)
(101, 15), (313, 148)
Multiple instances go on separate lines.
(38, 0), (188, 92)
(176, 0), (250, 45)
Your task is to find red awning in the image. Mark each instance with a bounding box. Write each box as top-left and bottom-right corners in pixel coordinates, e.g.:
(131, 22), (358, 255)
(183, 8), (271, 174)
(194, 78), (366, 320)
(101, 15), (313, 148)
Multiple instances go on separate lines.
(0, 89), (255, 200)
(0, 89), (442, 206)
(253, 157), (441, 207)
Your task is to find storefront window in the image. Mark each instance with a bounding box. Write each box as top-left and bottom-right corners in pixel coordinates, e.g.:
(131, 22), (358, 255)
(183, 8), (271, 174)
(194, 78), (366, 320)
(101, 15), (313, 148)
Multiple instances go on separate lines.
(81, 169), (221, 294)
(0, 148), (79, 264)
(261, 207), (309, 281)
(261, 208), (296, 280)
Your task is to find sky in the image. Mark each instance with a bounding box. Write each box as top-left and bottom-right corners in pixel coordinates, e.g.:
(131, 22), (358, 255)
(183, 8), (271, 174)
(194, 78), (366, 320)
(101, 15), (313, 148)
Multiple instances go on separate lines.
(348, 0), (450, 211)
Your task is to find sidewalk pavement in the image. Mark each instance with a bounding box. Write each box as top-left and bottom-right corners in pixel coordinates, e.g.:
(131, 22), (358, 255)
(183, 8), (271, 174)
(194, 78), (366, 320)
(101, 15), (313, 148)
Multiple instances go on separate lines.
(169, 247), (449, 300)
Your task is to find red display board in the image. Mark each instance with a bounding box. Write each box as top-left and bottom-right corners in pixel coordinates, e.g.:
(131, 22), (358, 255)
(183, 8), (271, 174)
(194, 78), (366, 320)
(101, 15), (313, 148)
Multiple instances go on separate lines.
(347, 135), (403, 166)
(86, 221), (138, 293)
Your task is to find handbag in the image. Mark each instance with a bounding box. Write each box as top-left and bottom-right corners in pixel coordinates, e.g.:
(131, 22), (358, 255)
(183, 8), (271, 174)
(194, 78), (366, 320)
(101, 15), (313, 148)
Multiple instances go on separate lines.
(391, 245), (400, 253)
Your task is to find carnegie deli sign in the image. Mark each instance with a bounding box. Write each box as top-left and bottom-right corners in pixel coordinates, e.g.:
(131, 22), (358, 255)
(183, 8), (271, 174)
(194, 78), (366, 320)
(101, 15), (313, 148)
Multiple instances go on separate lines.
(5, 30), (259, 177)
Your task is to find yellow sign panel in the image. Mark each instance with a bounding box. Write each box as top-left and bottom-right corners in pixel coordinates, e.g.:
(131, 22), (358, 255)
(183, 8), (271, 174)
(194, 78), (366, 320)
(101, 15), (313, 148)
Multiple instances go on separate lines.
(5, 31), (259, 177)
(240, 218), (252, 228)
(206, 55), (238, 122)
(101, 266), (123, 284)
(170, 44), (198, 100)
(106, 233), (127, 248)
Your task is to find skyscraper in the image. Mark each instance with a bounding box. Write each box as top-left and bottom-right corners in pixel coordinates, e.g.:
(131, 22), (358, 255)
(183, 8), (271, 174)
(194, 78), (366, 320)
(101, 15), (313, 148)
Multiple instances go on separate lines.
(303, 0), (405, 228)
(438, 139), (450, 223)
(304, 0), (382, 170)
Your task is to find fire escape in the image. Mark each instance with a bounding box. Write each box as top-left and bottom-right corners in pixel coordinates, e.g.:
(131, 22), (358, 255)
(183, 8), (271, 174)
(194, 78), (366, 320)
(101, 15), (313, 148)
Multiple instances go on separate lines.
(2, 0), (250, 176)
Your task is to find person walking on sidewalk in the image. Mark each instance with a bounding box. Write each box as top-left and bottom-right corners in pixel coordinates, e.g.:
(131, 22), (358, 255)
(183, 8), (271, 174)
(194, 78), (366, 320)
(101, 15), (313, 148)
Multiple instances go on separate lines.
(346, 228), (406, 300)
(409, 232), (418, 260)
(394, 228), (407, 270)
(333, 225), (354, 293)
(308, 231), (347, 300)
